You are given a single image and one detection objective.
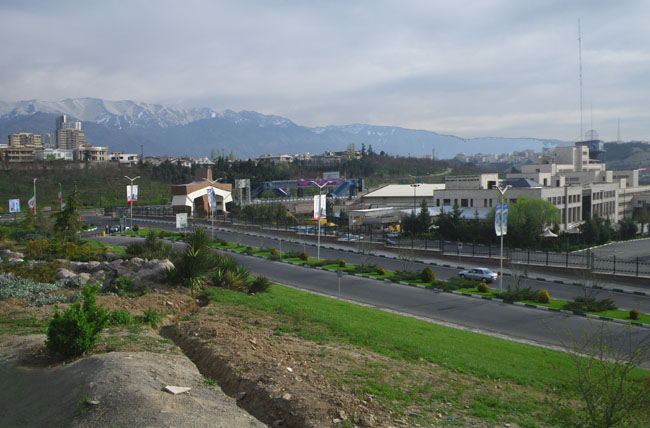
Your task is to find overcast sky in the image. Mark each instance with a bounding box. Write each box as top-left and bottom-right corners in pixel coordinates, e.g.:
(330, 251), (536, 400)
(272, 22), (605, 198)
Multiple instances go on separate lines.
(2, 1), (649, 141)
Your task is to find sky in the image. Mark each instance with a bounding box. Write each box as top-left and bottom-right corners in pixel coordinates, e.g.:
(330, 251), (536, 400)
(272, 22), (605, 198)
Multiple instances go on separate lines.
(2, 0), (649, 142)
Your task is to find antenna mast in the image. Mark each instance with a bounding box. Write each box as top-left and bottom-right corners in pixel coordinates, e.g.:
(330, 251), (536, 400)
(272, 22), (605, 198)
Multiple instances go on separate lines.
(578, 20), (584, 141)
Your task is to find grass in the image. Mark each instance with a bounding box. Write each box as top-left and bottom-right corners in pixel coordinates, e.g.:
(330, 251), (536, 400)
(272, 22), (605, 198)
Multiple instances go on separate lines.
(79, 238), (126, 255)
(202, 284), (650, 391)
(0, 316), (49, 335)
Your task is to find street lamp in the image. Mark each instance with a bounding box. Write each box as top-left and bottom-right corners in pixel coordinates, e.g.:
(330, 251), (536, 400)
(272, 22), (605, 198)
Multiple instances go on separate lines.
(124, 175), (140, 229)
(496, 184), (511, 292)
(310, 179), (333, 260)
(203, 177), (223, 241)
(410, 183), (420, 215)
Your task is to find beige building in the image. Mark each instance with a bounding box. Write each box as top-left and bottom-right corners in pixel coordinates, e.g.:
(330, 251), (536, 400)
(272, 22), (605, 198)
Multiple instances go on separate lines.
(1, 132), (44, 163)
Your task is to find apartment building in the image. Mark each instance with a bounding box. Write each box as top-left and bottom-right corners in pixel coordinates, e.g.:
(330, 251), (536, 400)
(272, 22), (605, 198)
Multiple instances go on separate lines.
(1, 132), (44, 163)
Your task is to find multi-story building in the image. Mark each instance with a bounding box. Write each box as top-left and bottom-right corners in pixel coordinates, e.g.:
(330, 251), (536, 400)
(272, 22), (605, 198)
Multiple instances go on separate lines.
(1, 132), (43, 163)
(56, 115), (85, 150)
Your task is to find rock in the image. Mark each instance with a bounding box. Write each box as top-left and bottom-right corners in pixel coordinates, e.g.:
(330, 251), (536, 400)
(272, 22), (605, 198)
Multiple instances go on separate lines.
(332, 418), (342, 424)
(77, 273), (91, 284)
(235, 391), (247, 400)
(69, 261), (86, 272)
(91, 270), (107, 284)
(408, 412), (422, 418)
(0, 249), (23, 259)
(86, 399), (100, 406)
(128, 257), (144, 267)
(87, 261), (101, 272)
(338, 410), (347, 420)
(163, 386), (191, 395)
(56, 268), (77, 280)
(110, 259), (124, 267)
(281, 393), (292, 400)
(360, 414), (375, 427)
(286, 367), (293, 373)
(9, 258), (24, 264)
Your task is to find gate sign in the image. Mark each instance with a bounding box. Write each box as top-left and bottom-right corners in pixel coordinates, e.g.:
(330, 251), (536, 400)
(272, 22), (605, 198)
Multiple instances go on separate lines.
(176, 213), (188, 229)
(8, 199), (20, 213)
(494, 203), (509, 236)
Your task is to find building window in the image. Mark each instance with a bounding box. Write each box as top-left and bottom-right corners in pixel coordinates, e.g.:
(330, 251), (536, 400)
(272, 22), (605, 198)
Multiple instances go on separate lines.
(461, 199), (469, 207)
(436, 199), (440, 207)
(443, 199), (450, 205)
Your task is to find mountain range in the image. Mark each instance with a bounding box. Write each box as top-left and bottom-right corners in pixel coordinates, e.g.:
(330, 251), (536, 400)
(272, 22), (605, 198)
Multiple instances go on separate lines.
(0, 98), (565, 159)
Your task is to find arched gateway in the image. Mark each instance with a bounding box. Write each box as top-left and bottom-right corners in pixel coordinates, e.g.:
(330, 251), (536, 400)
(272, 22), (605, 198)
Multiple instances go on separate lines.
(171, 168), (232, 216)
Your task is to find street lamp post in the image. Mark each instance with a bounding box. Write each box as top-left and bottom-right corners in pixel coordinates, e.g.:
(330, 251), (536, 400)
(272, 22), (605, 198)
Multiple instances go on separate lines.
(310, 179), (332, 260)
(203, 178), (223, 241)
(124, 175), (140, 229)
(496, 184), (511, 292)
(410, 183), (420, 215)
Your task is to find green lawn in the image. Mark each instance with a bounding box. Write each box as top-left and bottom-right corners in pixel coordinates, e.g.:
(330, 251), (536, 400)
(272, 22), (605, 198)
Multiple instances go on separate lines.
(202, 284), (650, 391)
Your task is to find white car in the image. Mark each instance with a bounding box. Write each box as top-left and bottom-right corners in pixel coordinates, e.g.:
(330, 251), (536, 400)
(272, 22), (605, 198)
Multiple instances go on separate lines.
(458, 268), (498, 283)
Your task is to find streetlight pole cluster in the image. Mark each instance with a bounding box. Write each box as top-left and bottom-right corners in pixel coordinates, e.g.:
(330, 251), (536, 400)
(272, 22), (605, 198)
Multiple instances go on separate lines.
(124, 175), (140, 229)
(310, 180), (332, 260)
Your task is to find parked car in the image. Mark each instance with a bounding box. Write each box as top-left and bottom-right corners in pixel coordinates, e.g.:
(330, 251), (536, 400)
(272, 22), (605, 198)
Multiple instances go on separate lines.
(458, 268), (498, 283)
(109, 225), (121, 233)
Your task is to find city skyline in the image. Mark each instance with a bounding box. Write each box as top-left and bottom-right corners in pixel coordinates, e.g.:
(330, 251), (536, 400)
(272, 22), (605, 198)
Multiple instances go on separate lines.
(2, 1), (649, 142)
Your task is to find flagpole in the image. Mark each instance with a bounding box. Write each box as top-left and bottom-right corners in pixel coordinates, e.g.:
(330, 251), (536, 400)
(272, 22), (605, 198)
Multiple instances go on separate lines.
(58, 182), (62, 211)
(33, 178), (37, 215)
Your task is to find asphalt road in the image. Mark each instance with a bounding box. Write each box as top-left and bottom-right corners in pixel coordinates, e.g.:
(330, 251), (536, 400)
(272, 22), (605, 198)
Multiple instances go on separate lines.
(586, 238), (650, 262)
(84, 215), (650, 313)
(96, 232), (650, 367)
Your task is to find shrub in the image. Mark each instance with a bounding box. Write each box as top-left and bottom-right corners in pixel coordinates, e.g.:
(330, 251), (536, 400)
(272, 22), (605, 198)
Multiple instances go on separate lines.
(538, 290), (551, 304)
(629, 309), (640, 320)
(376, 267), (387, 276)
(25, 239), (50, 259)
(244, 246), (254, 254)
(109, 276), (133, 296)
(338, 259), (346, 268)
(248, 276), (271, 294)
(45, 284), (108, 357)
(137, 308), (162, 328)
(496, 287), (541, 302)
(270, 248), (279, 256)
(167, 227), (216, 291)
(108, 309), (133, 326)
(420, 267), (435, 282)
(563, 296), (617, 313)
(219, 239), (228, 246)
(126, 231), (172, 260)
(132, 224), (139, 232)
(299, 252), (308, 261)
(477, 282), (489, 293)
(62, 242), (78, 259)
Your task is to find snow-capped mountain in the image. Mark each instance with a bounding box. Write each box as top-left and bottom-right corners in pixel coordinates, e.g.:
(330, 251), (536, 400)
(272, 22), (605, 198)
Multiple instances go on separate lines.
(0, 98), (563, 158)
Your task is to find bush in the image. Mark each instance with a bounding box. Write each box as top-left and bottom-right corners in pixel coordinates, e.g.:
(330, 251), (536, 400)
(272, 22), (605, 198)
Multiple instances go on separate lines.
(247, 276), (271, 294)
(132, 224), (139, 232)
(299, 252), (308, 261)
(108, 309), (133, 326)
(563, 296), (617, 313)
(136, 308), (162, 328)
(629, 309), (640, 320)
(244, 246), (254, 254)
(538, 290), (551, 304)
(167, 227), (216, 291)
(109, 276), (133, 296)
(477, 282), (489, 293)
(45, 284), (108, 357)
(270, 248), (279, 256)
(126, 231), (172, 260)
(25, 239), (50, 259)
(219, 239), (228, 246)
(496, 287), (541, 302)
(338, 259), (346, 268)
(420, 267), (435, 282)
(376, 267), (387, 276)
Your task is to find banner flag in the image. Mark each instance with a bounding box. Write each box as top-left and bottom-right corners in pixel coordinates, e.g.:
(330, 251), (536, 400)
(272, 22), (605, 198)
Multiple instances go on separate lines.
(206, 188), (215, 210)
(27, 191), (35, 213)
(494, 203), (509, 236)
(313, 195), (326, 220)
(127, 185), (139, 206)
(58, 191), (62, 202)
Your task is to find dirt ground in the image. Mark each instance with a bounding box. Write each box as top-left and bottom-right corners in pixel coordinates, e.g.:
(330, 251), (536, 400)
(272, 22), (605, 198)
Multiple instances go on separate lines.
(0, 287), (534, 428)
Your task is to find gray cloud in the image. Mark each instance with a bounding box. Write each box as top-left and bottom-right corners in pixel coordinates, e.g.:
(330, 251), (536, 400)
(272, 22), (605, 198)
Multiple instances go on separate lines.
(1, 0), (649, 141)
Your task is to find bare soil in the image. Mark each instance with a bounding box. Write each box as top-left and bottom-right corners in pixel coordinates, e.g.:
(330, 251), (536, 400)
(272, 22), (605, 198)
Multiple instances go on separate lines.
(0, 287), (542, 428)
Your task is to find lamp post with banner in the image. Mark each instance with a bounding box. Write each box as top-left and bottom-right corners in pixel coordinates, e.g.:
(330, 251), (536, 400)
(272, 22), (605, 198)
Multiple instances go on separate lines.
(124, 175), (140, 229)
(310, 179), (332, 260)
(495, 185), (511, 291)
(203, 178), (222, 241)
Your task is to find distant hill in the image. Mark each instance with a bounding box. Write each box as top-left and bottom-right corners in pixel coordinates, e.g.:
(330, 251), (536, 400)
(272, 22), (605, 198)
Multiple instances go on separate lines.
(0, 97), (564, 159)
(602, 142), (650, 170)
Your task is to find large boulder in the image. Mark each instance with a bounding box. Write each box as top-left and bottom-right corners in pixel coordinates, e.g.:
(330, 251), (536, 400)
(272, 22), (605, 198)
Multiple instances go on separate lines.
(55, 268), (76, 281)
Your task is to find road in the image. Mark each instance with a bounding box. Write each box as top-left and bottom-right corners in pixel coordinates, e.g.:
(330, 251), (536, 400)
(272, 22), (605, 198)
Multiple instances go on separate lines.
(84, 215), (650, 312)
(96, 231), (650, 367)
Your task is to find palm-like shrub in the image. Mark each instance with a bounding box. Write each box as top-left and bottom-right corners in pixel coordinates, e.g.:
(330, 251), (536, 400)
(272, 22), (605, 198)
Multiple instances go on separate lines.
(247, 276), (271, 294)
(167, 227), (217, 292)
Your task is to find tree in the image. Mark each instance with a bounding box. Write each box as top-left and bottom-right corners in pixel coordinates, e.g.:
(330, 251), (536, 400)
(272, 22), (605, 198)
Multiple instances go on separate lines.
(416, 200), (431, 234)
(53, 193), (82, 243)
(508, 196), (560, 248)
(435, 205), (464, 241)
(557, 321), (650, 428)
